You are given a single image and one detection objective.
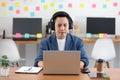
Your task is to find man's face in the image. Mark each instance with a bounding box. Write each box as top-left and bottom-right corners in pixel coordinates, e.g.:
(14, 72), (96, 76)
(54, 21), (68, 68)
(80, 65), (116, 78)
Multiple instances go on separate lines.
(55, 17), (69, 39)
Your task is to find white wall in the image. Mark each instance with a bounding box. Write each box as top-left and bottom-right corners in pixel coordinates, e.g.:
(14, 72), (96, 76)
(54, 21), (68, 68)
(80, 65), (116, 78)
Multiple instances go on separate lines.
(0, 0), (120, 36)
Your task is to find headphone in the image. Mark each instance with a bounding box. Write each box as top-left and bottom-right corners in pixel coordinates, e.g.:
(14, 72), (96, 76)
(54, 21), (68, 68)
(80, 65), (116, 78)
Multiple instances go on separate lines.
(48, 11), (73, 30)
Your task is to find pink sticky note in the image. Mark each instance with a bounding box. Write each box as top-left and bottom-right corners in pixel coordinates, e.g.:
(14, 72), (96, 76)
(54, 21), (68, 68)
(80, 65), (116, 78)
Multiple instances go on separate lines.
(118, 11), (120, 16)
(103, 33), (108, 38)
(10, 0), (15, 1)
(16, 10), (20, 14)
(15, 33), (22, 38)
(92, 4), (96, 8)
(36, 6), (40, 11)
(68, 3), (72, 8)
(113, 2), (118, 7)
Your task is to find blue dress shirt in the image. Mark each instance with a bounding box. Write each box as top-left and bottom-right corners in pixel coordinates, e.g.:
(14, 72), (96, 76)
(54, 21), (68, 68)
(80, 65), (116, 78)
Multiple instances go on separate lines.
(34, 33), (89, 67)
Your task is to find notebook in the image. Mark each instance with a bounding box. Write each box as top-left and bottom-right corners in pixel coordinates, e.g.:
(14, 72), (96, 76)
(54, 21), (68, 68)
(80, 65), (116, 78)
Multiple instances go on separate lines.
(43, 51), (80, 74)
(15, 66), (42, 74)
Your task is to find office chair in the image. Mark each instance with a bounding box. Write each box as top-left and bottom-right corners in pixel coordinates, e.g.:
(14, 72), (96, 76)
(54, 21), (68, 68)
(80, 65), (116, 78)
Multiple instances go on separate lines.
(91, 38), (116, 68)
(0, 39), (20, 66)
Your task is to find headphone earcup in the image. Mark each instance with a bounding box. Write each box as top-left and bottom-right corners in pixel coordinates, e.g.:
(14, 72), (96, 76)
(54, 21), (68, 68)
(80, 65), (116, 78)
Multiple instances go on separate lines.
(69, 19), (73, 29)
(48, 21), (55, 30)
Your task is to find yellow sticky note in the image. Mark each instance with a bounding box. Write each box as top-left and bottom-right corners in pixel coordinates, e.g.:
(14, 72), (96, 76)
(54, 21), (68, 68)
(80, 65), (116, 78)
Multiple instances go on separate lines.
(80, 3), (84, 8)
(98, 33), (104, 38)
(105, 0), (110, 2)
(1, 2), (6, 7)
(50, 2), (55, 7)
(15, 2), (20, 7)
(36, 33), (42, 38)
(24, 6), (29, 12)
(2, 11), (7, 16)
(43, 4), (48, 10)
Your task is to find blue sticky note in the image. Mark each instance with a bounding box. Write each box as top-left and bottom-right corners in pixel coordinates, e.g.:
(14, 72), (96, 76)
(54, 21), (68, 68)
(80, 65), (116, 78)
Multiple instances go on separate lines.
(86, 33), (92, 38)
(103, 4), (107, 8)
(24, 33), (30, 38)
(58, 4), (63, 9)
(41, 0), (45, 3)
(30, 12), (35, 17)
(9, 6), (14, 11)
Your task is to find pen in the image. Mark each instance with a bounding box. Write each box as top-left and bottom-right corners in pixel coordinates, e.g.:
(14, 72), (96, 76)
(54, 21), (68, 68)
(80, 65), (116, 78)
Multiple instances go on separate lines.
(27, 67), (32, 71)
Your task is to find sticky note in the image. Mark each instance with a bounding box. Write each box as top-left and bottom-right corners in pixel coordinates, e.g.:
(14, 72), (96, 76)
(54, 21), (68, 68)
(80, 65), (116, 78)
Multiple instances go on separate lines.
(24, 33), (30, 38)
(15, 2), (20, 7)
(113, 2), (118, 7)
(36, 6), (40, 11)
(16, 10), (20, 14)
(30, 12), (35, 16)
(98, 33), (104, 38)
(36, 33), (42, 38)
(103, 33), (108, 38)
(58, 4), (63, 9)
(43, 4), (48, 10)
(86, 33), (92, 38)
(9, 6), (14, 11)
(80, 4), (84, 8)
(50, 2), (55, 7)
(24, 6), (29, 12)
(15, 33), (22, 38)
(2, 11), (7, 16)
(1, 2), (6, 7)
(102, 4), (107, 8)
(92, 4), (96, 8)
(118, 11), (120, 16)
(41, 0), (45, 3)
(105, 0), (110, 2)
(10, 0), (15, 2)
(68, 3), (72, 8)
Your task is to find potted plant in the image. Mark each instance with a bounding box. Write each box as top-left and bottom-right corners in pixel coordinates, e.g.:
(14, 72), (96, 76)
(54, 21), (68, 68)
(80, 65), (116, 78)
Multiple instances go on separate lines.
(0, 55), (10, 76)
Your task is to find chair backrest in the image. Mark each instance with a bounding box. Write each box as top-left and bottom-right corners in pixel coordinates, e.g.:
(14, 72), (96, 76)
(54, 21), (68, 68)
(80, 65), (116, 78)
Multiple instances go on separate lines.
(0, 39), (20, 63)
(91, 38), (116, 61)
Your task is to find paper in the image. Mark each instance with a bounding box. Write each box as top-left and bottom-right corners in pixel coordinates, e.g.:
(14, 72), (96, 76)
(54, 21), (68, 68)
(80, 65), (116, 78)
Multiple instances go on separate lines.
(15, 66), (42, 74)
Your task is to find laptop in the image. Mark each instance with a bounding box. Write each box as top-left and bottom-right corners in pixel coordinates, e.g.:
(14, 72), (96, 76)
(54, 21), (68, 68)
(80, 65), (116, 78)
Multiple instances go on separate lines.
(43, 51), (80, 74)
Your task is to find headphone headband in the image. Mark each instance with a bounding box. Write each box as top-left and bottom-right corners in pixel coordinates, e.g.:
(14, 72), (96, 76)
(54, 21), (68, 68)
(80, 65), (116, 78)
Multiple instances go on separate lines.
(48, 11), (73, 30)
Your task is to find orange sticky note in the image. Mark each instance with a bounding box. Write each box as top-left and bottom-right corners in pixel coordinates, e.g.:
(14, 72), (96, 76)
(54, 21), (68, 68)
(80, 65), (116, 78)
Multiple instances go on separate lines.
(1, 2), (6, 7)
(24, 6), (29, 12)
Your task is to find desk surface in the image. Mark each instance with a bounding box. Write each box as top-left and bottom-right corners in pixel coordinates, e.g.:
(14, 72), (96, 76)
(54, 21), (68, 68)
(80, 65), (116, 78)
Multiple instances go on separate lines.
(14, 37), (120, 44)
(0, 67), (120, 80)
(1, 36), (120, 44)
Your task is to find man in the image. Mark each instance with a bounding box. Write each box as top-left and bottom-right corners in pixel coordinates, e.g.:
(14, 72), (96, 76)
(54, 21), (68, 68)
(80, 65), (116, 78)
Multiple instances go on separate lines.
(34, 11), (89, 69)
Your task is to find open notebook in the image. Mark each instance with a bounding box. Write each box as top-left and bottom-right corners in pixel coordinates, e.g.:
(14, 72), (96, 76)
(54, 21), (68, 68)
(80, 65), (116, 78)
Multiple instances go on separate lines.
(15, 66), (42, 74)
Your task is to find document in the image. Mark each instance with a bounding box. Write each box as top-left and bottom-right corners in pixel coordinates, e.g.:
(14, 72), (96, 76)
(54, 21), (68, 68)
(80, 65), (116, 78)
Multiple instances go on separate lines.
(15, 66), (42, 74)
